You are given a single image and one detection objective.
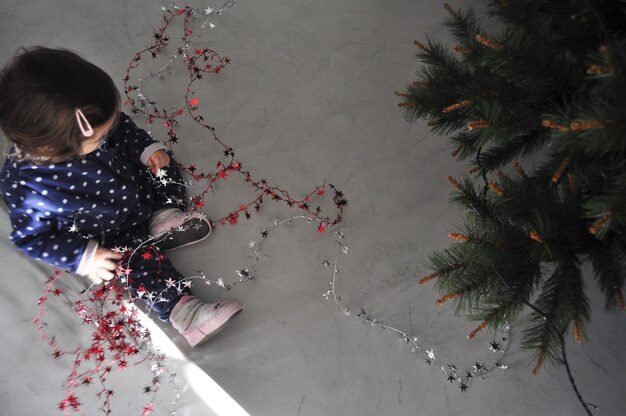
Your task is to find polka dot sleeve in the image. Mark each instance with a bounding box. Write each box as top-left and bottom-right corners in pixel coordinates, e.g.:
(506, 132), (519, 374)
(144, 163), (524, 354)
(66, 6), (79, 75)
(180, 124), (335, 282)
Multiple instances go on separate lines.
(112, 112), (165, 165)
(3, 181), (89, 272)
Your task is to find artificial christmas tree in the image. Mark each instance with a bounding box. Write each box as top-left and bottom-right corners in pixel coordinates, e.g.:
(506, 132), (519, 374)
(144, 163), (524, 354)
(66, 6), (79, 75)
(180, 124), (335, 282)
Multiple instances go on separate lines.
(399, 0), (626, 382)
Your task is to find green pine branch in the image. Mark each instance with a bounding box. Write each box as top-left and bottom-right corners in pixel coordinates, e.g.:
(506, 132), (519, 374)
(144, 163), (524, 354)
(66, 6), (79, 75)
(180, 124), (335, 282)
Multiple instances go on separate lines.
(405, 0), (626, 368)
(522, 260), (590, 365)
(473, 129), (551, 172)
(586, 234), (626, 311)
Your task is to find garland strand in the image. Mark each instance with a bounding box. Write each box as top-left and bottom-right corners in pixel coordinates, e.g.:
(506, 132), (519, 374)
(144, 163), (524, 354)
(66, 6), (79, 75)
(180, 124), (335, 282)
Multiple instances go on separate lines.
(36, 4), (345, 414)
(34, 4), (514, 414)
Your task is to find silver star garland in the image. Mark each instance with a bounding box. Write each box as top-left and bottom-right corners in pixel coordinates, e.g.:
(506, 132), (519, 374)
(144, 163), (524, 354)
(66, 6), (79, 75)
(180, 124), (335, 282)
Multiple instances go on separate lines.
(156, 216), (511, 393)
(133, 1), (238, 133)
(112, 2), (512, 408)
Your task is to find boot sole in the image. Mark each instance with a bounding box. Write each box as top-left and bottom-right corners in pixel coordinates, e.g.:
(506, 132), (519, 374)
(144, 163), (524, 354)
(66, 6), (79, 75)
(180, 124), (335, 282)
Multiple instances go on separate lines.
(157, 218), (212, 251)
(184, 300), (244, 347)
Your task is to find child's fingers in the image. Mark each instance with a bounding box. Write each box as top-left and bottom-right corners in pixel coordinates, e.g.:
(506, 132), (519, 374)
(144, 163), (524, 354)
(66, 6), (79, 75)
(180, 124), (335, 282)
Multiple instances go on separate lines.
(149, 161), (160, 175)
(100, 258), (119, 273)
(98, 268), (115, 281)
(88, 272), (103, 285)
(146, 156), (157, 174)
(157, 152), (170, 166)
(148, 159), (157, 174)
(154, 156), (170, 173)
(147, 151), (170, 175)
(105, 250), (124, 260)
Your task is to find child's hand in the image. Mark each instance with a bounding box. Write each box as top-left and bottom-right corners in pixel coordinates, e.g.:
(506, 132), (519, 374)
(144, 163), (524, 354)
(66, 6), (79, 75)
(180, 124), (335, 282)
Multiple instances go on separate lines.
(146, 149), (171, 175)
(87, 248), (124, 285)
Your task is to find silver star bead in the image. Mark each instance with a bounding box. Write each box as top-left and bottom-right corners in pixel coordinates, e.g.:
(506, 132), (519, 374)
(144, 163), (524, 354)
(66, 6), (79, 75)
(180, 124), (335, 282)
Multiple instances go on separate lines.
(236, 269), (250, 278)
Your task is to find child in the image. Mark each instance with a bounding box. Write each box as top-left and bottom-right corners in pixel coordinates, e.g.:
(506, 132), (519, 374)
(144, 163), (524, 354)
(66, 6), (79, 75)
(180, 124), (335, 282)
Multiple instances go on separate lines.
(0, 47), (243, 347)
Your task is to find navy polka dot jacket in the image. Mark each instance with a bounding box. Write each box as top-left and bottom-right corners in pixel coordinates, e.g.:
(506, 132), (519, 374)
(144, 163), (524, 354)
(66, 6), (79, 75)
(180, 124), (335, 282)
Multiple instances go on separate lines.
(0, 112), (166, 272)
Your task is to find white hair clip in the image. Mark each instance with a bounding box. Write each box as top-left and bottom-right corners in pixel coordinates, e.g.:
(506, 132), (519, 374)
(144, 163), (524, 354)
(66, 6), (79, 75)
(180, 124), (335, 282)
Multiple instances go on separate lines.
(75, 108), (94, 137)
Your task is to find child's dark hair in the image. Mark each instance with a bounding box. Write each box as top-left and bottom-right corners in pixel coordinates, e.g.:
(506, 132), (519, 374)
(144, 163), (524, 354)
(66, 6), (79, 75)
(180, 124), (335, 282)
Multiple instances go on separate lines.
(0, 47), (120, 163)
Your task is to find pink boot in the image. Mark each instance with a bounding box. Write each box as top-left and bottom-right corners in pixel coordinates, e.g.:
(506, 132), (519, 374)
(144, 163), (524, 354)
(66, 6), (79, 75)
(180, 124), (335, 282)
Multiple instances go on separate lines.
(149, 208), (212, 251)
(170, 296), (243, 347)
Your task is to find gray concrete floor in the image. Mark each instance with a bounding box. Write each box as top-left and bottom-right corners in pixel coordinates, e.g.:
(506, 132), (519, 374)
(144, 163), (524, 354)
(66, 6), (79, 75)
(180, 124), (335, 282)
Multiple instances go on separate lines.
(0, 1), (624, 415)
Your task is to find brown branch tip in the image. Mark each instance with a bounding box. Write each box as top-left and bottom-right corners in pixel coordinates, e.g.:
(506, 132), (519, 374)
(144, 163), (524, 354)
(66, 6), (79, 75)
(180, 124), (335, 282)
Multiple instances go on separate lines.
(531, 352), (544, 375)
(418, 272), (439, 285)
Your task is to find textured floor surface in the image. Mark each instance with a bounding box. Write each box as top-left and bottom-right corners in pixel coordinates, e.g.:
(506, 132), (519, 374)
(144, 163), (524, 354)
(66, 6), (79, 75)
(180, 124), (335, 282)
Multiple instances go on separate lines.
(0, 1), (624, 415)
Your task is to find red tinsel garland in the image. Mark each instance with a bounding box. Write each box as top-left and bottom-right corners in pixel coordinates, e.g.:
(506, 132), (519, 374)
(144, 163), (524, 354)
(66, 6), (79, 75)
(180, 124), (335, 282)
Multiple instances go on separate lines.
(36, 264), (166, 415)
(122, 7), (346, 228)
(36, 6), (346, 415)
